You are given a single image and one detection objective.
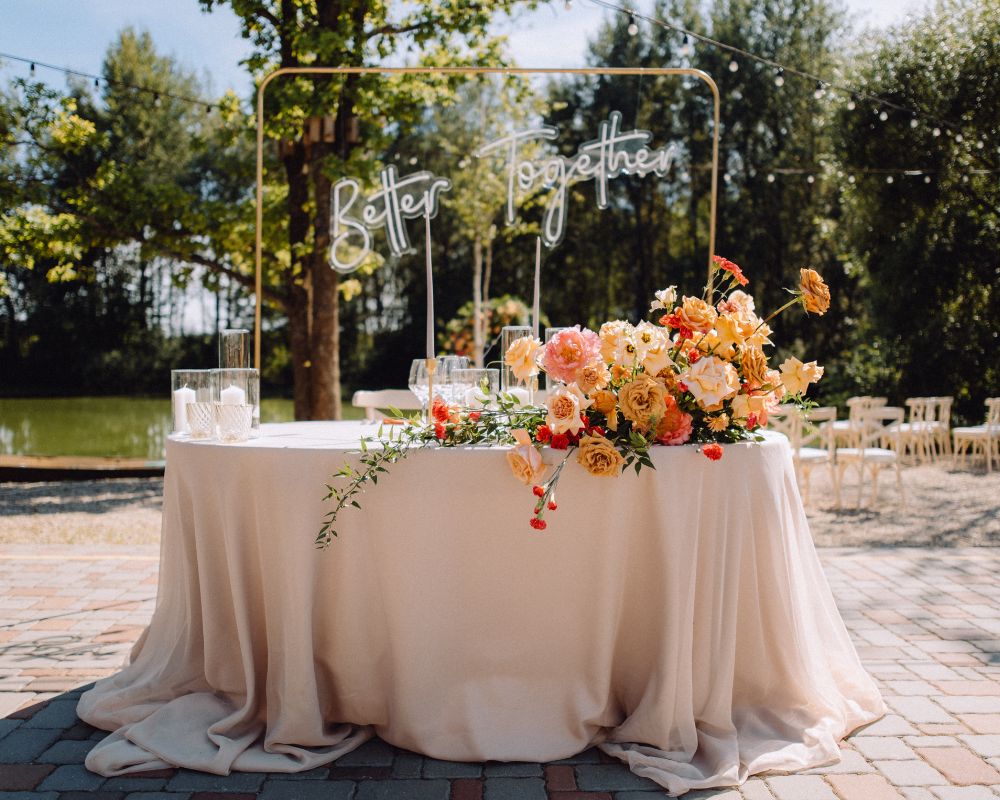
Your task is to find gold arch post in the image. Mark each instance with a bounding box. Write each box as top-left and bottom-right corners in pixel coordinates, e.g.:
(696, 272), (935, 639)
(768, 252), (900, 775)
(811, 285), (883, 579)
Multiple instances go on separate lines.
(254, 66), (721, 370)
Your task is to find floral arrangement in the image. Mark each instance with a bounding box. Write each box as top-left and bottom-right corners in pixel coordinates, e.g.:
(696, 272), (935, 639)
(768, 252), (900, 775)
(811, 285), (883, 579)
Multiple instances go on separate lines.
(318, 258), (829, 545)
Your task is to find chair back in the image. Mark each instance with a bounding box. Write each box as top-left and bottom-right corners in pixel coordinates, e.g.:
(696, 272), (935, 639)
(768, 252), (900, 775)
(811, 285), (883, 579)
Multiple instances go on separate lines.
(769, 405), (802, 446)
(856, 406), (904, 449)
(801, 406), (837, 454)
(987, 397), (1000, 428)
(352, 389), (421, 421)
(905, 397), (933, 424)
(931, 396), (953, 428)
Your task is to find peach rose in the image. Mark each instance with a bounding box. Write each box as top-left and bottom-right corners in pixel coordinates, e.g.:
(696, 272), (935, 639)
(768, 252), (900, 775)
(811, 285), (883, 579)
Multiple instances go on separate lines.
(654, 395), (693, 445)
(618, 374), (668, 432)
(730, 391), (768, 423)
(717, 290), (755, 317)
(715, 314), (745, 351)
(799, 268), (831, 315)
(591, 389), (619, 431)
(778, 356), (825, 396)
(679, 355), (740, 409)
(545, 383), (592, 436)
(576, 435), (625, 477)
(740, 346), (769, 388)
(504, 335), (542, 385)
(577, 361), (611, 394)
(675, 296), (718, 334)
(506, 429), (546, 485)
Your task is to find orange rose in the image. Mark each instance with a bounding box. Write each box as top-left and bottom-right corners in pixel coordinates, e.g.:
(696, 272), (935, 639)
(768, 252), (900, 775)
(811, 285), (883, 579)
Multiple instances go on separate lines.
(799, 268), (831, 315)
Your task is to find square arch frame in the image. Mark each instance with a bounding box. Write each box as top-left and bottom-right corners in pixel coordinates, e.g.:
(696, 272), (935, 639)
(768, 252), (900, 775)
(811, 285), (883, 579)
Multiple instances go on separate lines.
(254, 66), (721, 369)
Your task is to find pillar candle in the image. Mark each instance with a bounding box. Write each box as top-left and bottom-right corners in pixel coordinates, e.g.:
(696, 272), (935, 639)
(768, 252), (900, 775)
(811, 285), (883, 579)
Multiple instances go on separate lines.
(173, 386), (195, 433)
(220, 384), (246, 406)
(533, 236), (541, 339)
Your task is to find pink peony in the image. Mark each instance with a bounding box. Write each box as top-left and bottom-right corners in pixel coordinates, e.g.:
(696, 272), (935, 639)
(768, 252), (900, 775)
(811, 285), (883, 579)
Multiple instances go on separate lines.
(541, 326), (602, 385)
(654, 395), (694, 445)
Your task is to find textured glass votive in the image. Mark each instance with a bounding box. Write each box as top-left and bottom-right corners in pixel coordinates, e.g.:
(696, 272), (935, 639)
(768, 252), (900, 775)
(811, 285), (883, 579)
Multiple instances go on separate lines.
(212, 368), (260, 442)
(171, 369), (214, 438)
(500, 325), (534, 405)
(219, 328), (250, 369)
(453, 368), (499, 408)
(186, 400), (216, 440)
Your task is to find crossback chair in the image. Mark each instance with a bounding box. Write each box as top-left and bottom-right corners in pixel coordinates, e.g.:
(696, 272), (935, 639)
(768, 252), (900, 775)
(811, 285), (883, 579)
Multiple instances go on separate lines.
(835, 406), (905, 508)
(953, 398), (1000, 473)
(771, 405), (839, 507)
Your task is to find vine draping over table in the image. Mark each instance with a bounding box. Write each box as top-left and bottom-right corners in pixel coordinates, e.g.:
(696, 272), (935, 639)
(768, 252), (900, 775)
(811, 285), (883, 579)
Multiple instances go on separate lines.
(317, 257), (829, 545)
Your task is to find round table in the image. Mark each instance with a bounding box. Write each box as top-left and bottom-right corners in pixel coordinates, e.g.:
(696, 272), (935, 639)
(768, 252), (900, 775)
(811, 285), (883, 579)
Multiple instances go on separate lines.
(78, 422), (884, 794)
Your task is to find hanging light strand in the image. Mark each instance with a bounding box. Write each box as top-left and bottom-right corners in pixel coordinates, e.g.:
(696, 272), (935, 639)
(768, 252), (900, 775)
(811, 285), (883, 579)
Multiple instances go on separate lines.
(584, 0), (994, 159)
(0, 50), (216, 112)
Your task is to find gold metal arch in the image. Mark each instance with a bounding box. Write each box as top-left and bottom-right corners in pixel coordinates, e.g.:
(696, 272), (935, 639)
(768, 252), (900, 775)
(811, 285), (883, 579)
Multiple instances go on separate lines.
(254, 66), (722, 369)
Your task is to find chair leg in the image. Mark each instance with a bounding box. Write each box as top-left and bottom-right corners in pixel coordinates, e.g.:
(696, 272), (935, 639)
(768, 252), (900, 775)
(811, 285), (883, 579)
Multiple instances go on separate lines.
(857, 463), (865, 508)
(870, 465), (880, 505)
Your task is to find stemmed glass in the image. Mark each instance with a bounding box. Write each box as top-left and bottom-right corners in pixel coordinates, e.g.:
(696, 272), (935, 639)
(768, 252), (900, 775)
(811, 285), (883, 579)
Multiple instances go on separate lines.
(437, 355), (471, 403)
(409, 359), (431, 422)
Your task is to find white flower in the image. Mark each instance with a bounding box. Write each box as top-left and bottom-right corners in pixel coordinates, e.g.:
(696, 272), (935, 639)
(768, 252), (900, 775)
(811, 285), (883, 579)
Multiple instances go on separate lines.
(545, 383), (592, 436)
(650, 286), (678, 312)
(634, 321), (673, 375)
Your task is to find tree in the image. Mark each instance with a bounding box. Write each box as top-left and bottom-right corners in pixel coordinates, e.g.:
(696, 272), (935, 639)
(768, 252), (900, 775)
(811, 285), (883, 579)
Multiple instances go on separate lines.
(835, 0), (999, 420)
(199, 0), (539, 418)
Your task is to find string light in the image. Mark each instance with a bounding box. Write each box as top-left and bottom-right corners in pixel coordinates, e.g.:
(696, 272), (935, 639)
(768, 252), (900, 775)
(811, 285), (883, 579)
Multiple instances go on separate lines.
(627, 14), (639, 36)
(774, 68), (784, 87)
(879, 110), (889, 121)
(0, 50), (216, 111)
(909, 114), (918, 129)
(813, 80), (825, 99)
(582, 0), (994, 158)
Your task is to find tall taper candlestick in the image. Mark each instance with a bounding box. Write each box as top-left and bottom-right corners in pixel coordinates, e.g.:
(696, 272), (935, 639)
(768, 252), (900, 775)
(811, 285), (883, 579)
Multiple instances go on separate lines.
(425, 214), (435, 360)
(532, 236), (541, 339)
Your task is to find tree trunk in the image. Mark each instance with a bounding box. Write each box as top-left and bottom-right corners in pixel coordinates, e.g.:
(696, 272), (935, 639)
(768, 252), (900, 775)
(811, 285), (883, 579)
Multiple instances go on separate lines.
(284, 142), (313, 420)
(472, 235), (484, 367)
(309, 141), (341, 419)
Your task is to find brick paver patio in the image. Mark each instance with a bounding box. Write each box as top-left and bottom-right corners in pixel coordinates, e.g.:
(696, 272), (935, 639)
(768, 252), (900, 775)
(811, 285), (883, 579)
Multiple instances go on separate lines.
(2, 543), (1000, 799)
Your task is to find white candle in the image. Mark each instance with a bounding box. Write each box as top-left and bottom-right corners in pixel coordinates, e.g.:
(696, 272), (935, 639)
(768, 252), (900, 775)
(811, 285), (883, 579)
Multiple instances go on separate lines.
(220, 384), (246, 406)
(509, 387), (531, 407)
(425, 213), (435, 359)
(173, 386), (195, 433)
(533, 236), (541, 339)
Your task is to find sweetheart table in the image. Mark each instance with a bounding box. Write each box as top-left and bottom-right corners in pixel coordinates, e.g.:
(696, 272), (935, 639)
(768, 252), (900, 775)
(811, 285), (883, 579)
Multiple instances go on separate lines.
(78, 421), (884, 795)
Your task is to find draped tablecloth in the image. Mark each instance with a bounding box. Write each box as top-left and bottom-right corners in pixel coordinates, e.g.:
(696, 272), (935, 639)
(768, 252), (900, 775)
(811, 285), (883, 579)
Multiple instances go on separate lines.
(78, 421), (884, 795)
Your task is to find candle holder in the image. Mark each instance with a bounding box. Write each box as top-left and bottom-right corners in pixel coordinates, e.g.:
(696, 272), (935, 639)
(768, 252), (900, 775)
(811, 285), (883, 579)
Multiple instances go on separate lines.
(219, 328), (251, 369)
(500, 325), (534, 406)
(171, 370), (214, 439)
(212, 368), (260, 442)
(453, 368), (499, 409)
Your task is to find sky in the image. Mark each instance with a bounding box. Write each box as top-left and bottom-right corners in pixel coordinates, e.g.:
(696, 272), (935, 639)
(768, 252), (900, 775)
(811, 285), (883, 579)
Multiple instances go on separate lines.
(0, 0), (924, 101)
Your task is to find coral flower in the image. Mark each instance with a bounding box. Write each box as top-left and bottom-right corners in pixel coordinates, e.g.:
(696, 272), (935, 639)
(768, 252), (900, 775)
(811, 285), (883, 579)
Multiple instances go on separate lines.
(529, 517), (547, 531)
(655, 395), (694, 445)
(542, 326), (602, 384)
(713, 255), (749, 286)
(702, 443), (724, 461)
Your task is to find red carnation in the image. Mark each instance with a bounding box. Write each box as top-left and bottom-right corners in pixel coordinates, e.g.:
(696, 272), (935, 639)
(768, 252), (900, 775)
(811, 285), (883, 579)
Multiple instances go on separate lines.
(550, 433), (570, 450)
(535, 424), (552, 443)
(547, 500), (558, 511)
(746, 412), (758, 430)
(664, 312), (683, 330)
(434, 422), (447, 440)
(532, 485), (545, 497)
(702, 443), (724, 461)
(678, 382), (689, 393)
(431, 397), (450, 424)
(712, 255), (749, 286)
(468, 411), (481, 422)
(688, 349), (701, 364)
(589, 426), (605, 437)
(529, 517), (547, 531)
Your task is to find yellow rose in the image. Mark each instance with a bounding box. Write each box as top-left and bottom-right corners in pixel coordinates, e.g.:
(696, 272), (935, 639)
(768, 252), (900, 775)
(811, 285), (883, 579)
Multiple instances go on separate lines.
(618, 374), (667, 432)
(679, 355), (740, 409)
(675, 296), (718, 334)
(506, 429), (546, 485)
(599, 320), (634, 364)
(576, 435), (625, 477)
(504, 335), (542, 385)
(740, 346), (769, 388)
(799, 268), (831, 315)
(778, 356), (825, 396)
(545, 383), (592, 436)
(715, 314), (745, 351)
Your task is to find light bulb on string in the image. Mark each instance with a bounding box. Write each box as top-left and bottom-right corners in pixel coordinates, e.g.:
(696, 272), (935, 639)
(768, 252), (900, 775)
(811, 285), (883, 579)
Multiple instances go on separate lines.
(977, 140), (985, 149)
(627, 14), (639, 36)
(955, 133), (963, 143)
(846, 93), (857, 111)
(932, 127), (941, 137)
(924, 175), (932, 184)
(848, 175), (856, 184)
(679, 33), (691, 57)
(94, 78), (99, 89)
(728, 59), (739, 72)
(774, 68), (784, 87)
(909, 114), (918, 129)
(723, 172), (732, 183)
(807, 174), (815, 184)
(886, 175), (894, 184)
(879, 110), (888, 122)
(813, 81), (825, 99)
(29, 62), (35, 75)
(766, 173), (775, 183)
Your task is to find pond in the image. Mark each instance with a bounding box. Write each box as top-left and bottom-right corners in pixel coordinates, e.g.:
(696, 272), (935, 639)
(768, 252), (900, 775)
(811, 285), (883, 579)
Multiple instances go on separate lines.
(0, 397), (362, 460)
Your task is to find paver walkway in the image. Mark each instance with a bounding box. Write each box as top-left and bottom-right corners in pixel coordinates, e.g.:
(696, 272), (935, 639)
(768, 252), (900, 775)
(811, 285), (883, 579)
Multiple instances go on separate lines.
(2, 544), (1000, 800)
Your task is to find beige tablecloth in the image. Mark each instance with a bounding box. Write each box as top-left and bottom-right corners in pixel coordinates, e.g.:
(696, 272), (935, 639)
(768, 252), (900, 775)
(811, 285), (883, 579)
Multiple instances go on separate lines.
(78, 422), (884, 795)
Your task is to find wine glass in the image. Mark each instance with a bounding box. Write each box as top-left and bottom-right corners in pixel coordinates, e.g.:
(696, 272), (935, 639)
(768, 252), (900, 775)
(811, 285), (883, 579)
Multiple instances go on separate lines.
(437, 355), (471, 403)
(408, 359), (430, 421)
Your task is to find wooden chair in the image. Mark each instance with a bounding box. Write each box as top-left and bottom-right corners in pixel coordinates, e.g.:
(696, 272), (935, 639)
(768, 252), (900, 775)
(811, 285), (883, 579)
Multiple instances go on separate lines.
(889, 397), (935, 463)
(928, 396), (954, 460)
(771, 405), (839, 507)
(828, 396), (885, 447)
(351, 389), (421, 421)
(835, 406), (905, 508)
(953, 398), (1000, 473)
